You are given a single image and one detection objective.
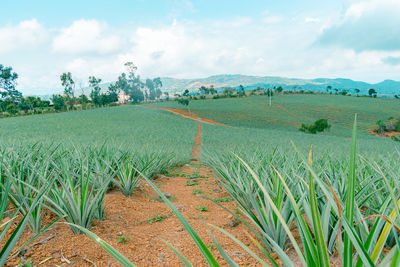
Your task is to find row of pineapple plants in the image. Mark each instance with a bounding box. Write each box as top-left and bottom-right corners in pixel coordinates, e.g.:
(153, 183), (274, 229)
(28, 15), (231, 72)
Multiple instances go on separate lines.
(0, 143), (173, 264)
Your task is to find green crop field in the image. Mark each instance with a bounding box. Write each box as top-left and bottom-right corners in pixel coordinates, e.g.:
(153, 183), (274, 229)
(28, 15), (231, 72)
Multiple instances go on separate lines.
(1, 94), (399, 266)
(148, 94), (400, 136)
(0, 105), (197, 163)
(148, 94), (398, 155)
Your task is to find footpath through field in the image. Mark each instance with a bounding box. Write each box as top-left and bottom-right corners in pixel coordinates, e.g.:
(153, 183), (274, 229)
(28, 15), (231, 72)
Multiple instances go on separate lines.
(273, 103), (299, 118)
(141, 105), (230, 126)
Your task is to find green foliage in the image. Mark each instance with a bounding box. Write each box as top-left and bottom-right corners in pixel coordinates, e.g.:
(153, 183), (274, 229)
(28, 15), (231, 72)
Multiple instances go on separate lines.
(177, 98), (189, 107)
(375, 118), (400, 134)
(192, 189), (203, 195)
(89, 76), (102, 106)
(185, 180), (199, 186)
(60, 73), (76, 109)
(17, 259), (33, 267)
(51, 94), (67, 111)
(214, 196), (233, 203)
(223, 87), (235, 97)
(0, 64), (21, 102)
(145, 78), (162, 100)
(368, 88), (377, 97)
(0, 159), (54, 266)
(199, 86), (210, 95)
(6, 103), (18, 115)
(391, 134), (400, 142)
(46, 156), (113, 234)
(60, 72), (75, 98)
(110, 62), (145, 103)
(117, 235), (131, 244)
(196, 205), (208, 212)
(299, 118), (331, 134)
(147, 214), (169, 224)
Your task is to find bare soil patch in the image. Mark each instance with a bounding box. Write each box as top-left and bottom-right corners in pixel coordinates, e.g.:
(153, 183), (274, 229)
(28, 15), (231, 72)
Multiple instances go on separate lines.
(369, 128), (400, 138)
(191, 123), (202, 162)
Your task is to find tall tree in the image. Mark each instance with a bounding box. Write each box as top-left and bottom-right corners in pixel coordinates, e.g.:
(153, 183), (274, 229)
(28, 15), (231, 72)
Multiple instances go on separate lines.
(146, 78), (155, 100)
(153, 77), (162, 99)
(238, 85), (245, 96)
(276, 86), (283, 93)
(60, 72), (75, 109)
(89, 76), (102, 106)
(123, 62), (144, 103)
(0, 64), (21, 102)
(107, 83), (120, 103)
(326, 85), (332, 93)
(60, 72), (75, 97)
(199, 86), (209, 95)
(209, 85), (216, 95)
(368, 88), (377, 97)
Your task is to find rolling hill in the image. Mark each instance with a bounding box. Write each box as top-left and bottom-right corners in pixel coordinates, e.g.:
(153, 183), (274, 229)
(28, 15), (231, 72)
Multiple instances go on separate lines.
(160, 74), (400, 97)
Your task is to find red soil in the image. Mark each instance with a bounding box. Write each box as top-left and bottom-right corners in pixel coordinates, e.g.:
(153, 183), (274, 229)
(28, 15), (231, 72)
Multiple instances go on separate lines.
(369, 128), (400, 138)
(141, 106), (229, 126)
(191, 123), (202, 162)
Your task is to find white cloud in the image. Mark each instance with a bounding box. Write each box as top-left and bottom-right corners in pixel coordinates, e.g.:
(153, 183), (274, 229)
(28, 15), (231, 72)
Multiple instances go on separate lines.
(52, 19), (122, 54)
(0, 19), (47, 53)
(344, 0), (400, 19)
(305, 17), (320, 23)
(3, 7), (400, 95)
(318, 0), (400, 51)
(263, 15), (284, 24)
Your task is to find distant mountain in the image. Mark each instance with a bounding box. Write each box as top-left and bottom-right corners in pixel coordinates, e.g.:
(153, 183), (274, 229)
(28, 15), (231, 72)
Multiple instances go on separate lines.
(160, 74), (400, 97)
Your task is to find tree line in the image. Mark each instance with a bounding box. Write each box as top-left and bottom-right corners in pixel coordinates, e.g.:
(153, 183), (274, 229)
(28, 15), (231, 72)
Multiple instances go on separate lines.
(0, 62), (163, 117)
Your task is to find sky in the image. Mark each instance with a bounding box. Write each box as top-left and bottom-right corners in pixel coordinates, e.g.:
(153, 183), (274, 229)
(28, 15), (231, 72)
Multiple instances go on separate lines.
(1, 0), (400, 95)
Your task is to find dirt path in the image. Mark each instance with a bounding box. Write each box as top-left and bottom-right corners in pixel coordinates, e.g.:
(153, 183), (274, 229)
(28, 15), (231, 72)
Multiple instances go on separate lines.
(273, 104), (299, 118)
(191, 123), (202, 162)
(6, 121), (264, 267)
(141, 105), (229, 126)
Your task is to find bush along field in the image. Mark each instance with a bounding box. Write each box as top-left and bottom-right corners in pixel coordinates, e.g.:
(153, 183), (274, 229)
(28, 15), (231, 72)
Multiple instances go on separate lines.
(0, 94), (399, 266)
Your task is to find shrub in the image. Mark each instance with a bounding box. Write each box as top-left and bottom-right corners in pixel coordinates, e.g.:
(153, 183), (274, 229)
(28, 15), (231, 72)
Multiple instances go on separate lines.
(391, 134), (400, 142)
(6, 103), (18, 115)
(299, 119), (330, 134)
(394, 118), (400, 131)
(375, 118), (400, 133)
